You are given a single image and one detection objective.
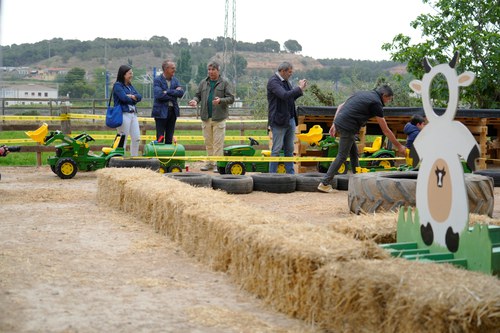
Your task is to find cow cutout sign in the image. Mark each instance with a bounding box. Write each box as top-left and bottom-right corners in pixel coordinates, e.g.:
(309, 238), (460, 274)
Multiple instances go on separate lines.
(409, 51), (479, 252)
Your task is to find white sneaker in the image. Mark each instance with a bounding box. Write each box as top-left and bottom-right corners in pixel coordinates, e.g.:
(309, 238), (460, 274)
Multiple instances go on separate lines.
(317, 182), (335, 193)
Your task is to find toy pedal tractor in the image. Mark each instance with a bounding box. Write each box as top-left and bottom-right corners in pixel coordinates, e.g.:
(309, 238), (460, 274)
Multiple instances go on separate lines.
(217, 137), (286, 175)
(26, 123), (125, 179)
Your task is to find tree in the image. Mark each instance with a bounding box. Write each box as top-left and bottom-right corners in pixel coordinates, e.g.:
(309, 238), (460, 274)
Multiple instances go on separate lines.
(176, 49), (192, 84)
(195, 62), (207, 84)
(284, 40), (302, 54)
(227, 54), (247, 81)
(382, 0), (500, 108)
(59, 67), (94, 98)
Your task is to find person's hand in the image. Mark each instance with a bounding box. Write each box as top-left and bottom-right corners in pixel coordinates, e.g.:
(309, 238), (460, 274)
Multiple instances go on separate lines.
(329, 124), (336, 137)
(298, 79), (307, 90)
(212, 97), (221, 105)
(188, 100), (197, 107)
(396, 144), (406, 156)
(175, 86), (183, 91)
(127, 94), (137, 101)
(173, 136), (177, 144)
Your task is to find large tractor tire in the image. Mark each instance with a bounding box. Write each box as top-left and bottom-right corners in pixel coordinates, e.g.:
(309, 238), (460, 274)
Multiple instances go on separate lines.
(348, 171), (494, 216)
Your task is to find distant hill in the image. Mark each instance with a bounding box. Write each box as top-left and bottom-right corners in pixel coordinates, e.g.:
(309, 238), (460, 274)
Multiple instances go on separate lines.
(31, 50), (404, 76)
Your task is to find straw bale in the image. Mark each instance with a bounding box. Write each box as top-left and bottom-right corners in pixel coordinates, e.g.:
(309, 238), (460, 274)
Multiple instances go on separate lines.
(228, 223), (390, 319)
(97, 169), (500, 332)
(329, 212), (398, 243)
(310, 258), (500, 333)
(329, 213), (500, 244)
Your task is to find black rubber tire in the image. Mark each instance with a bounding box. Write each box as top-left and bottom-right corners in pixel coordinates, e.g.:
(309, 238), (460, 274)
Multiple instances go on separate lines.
(167, 165), (183, 173)
(55, 158), (78, 179)
(217, 166), (227, 174)
(473, 169), (500, 187)
(296, 172), (326, 192)
(336, 174), (351, 191)
(211, 175), (253, 194)
(165, 172), (212, 188)
(108, 157), (161, 171)
(225, 161), (246, 175)
(251, 173), (296, 193)
(348, 171), (494, 216)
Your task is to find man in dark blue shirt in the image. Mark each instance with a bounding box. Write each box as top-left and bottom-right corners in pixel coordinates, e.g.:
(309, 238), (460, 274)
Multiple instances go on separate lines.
(318, 85), (406, 192)
(267, 62), (307, 174)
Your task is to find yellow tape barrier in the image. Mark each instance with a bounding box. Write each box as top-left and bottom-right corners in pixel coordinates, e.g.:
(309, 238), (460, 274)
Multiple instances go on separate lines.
(122, 155), (406, 163)
(0, 135), (270, 145)
(0, 114), (267, 123)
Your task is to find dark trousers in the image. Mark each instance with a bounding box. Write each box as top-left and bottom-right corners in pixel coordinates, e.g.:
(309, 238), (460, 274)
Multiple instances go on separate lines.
(155, 107), (177, 144)
(322, 127), (359, 184)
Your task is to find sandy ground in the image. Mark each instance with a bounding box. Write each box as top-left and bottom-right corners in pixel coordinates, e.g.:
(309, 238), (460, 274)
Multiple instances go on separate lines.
(1, 165), (499, 333)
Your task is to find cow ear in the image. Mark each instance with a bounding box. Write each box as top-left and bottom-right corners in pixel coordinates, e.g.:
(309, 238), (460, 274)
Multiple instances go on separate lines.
(409, 80), (422, 94)
(458, 71), (475, 87)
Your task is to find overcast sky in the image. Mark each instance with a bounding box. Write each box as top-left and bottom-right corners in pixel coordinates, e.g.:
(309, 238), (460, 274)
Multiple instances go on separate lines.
(0, 0), (433, 61)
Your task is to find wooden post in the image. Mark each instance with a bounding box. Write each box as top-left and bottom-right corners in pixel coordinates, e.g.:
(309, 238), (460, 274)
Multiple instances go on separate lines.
(60, 106), (71, 134)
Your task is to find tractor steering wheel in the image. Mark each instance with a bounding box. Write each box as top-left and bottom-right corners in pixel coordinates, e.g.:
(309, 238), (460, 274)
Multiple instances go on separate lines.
(85, 135), (95, 142)
(249, 137), (259, 146)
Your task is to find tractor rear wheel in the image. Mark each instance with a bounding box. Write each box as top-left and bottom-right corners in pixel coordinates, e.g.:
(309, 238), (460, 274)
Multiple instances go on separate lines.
(55, 158), (78, 179)
(168, 165), (183, 173)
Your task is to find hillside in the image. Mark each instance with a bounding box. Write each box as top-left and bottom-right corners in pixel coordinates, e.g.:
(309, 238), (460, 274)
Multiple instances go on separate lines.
(33, 50), (326, 74)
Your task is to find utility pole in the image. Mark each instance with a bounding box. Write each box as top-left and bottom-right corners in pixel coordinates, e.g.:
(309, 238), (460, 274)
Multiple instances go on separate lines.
(223, 0), (237, 94)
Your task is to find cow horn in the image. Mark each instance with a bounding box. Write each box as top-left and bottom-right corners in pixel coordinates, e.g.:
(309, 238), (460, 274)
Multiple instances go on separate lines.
(449, 51), (459, 68)
(423, 57), (432, 73)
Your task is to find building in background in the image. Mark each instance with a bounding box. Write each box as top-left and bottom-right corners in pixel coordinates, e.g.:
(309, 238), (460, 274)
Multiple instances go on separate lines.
(0, 84), (58, 105)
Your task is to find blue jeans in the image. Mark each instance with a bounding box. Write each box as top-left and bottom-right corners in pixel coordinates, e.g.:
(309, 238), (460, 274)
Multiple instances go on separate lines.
(321, 127), (359, 184)
(270, 118), (295, 174)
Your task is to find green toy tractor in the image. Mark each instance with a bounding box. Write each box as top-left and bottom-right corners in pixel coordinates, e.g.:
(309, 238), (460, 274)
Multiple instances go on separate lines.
(316, 135), (396, 173)
(26, 123), (125, 179)
(217, 138), (286, 175)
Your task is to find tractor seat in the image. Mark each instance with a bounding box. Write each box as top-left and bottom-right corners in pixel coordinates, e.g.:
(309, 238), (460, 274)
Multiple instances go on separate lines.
(297, 124), (323, 146)
(363, 136), (382, 153)
(102, 134), (125, 155)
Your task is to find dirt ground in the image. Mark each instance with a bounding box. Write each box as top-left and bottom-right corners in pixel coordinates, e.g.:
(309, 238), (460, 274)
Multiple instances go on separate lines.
(1, 165), (499, 333)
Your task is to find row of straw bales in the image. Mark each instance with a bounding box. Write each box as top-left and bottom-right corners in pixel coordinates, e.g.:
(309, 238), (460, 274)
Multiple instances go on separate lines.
(97, 168), (500, 332)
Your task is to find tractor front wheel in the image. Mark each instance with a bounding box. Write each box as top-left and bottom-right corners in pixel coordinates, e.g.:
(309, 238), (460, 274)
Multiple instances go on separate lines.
(55, 158), (78, 179)
(371, 153), (395, 168)
(225, 161), (246, 175)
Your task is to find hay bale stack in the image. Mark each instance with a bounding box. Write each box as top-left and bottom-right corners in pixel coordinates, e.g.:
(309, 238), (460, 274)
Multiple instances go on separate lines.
(228, 223), (389, 318)
(310, 258), (500, 333)
(329, 213), (398, 243)
(96, 168), (500, 332)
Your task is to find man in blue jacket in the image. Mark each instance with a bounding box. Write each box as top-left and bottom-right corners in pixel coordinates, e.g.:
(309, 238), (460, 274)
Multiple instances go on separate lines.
(152, 60), (185, 144)
(267, 62), (307, 174)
